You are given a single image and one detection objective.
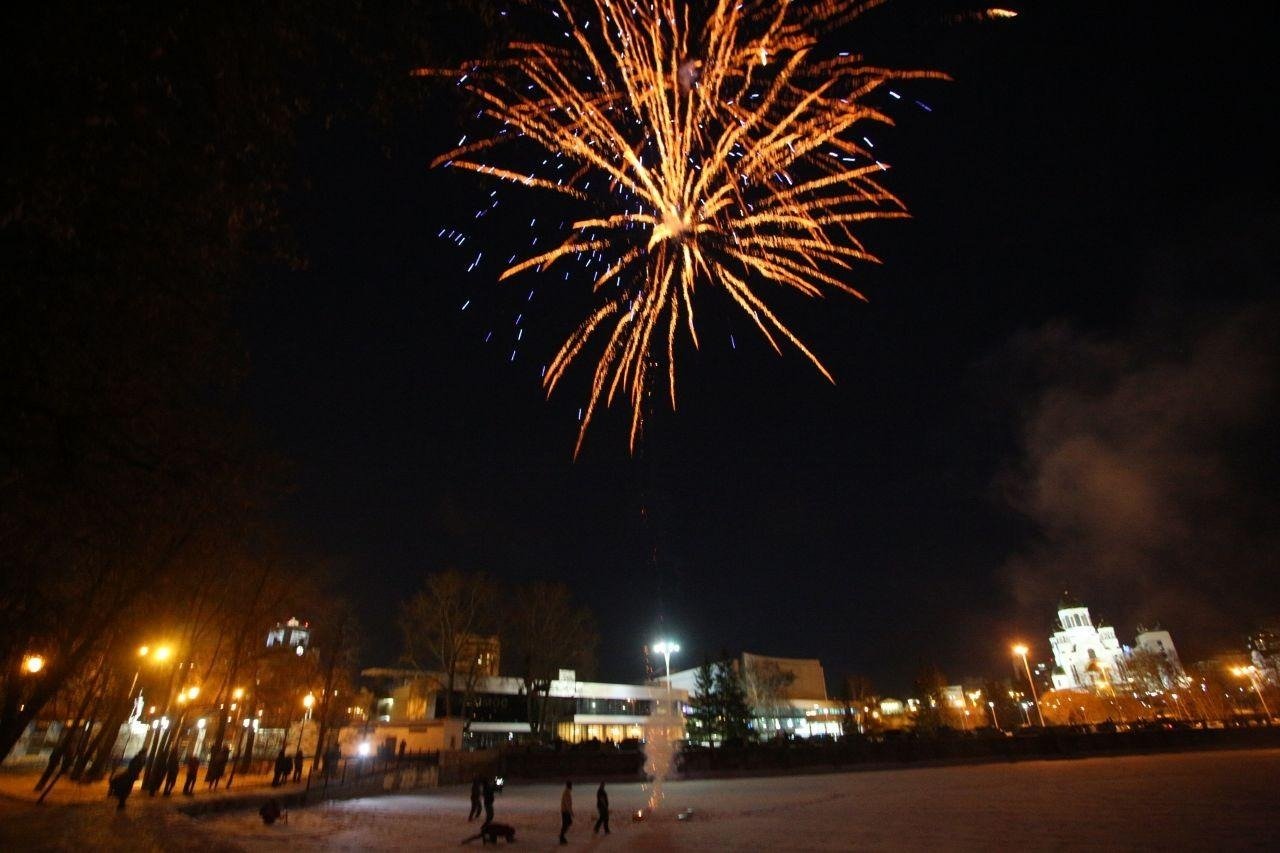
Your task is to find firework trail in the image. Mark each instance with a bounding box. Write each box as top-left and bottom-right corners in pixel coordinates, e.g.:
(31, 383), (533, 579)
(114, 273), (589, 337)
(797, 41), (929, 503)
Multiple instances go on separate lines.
(423, 0), (947, 454)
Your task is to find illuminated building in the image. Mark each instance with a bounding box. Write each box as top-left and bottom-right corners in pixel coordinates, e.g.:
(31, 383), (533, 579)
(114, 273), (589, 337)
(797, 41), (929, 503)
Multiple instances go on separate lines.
(1048, 597), (1189, 692)
(663, 653), (846, 741)
(266, 617), (311, 653)
(1247, 625), (1280, 686)
(361, 667), (685, 751)
(1133, 626), (1188, 689)
(1049, 597), (1126, 690)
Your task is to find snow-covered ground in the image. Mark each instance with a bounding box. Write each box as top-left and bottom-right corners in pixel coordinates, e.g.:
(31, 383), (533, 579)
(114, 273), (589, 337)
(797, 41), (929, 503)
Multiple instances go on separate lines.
(191, 749), (1279, 850)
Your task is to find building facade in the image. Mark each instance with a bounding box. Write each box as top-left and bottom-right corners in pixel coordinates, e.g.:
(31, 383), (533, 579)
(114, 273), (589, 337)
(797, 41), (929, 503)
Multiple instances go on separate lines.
(1247, 625), (1280, 686)
(664, 652), (846, 741)
(266, 617), (311, 654)
(361, 667), (686, 750)
(1048, 597), (1188, 692)
(1132, 627), (1187, 689)
(1049, 601), (1127, 690)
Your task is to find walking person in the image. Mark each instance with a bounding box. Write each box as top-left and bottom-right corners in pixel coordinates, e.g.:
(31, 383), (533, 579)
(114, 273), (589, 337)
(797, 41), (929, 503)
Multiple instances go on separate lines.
(292, 748), (304, 783)
(593, 782), (610, 835)
(482, 776), (496, 824)
(182, 752), (200, 795)
(468, 776), (483, 821)
(162, 751), (181, 796)
(206, 744), (227, 790)
(272, 748), (288, 786)
(109, 752), (146, 811)
(559, 780), (573, 845)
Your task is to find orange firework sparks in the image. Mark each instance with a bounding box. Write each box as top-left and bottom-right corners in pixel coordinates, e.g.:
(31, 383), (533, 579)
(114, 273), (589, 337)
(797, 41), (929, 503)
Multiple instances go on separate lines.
(424, 0), (946, 454)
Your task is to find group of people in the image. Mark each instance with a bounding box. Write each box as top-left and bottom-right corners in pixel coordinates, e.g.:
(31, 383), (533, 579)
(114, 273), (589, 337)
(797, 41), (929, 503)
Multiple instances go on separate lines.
(468, 776), (609, 845)
(272, 748), (306, 786)
(468, 775), (498, 824)
(107, 744), (228, 811)
(155, 750), (206, 796)
(560, 781), (611, 845)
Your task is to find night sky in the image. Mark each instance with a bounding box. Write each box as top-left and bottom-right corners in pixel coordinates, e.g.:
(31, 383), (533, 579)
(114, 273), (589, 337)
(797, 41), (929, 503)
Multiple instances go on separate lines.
(239, 1), (1278, 691)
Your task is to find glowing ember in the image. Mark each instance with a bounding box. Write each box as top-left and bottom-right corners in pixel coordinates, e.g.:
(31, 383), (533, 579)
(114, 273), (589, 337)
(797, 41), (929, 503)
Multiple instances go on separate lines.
(424, 0), (945, 453)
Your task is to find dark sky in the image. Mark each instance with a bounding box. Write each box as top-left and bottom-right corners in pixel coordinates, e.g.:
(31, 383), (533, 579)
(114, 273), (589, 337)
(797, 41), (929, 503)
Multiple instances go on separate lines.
(240, 0), (1279, 692)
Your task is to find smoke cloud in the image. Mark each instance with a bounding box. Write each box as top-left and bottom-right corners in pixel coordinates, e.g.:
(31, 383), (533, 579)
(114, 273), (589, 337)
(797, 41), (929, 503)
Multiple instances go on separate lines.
(999, 303), (1280, 654)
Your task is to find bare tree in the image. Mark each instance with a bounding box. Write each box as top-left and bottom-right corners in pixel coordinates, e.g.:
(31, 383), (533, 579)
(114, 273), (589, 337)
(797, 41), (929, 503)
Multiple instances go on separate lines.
(399, 570), (498, 719)
(837, 675), (876, 735)
(743, 658), (796, 727)
(504, 582), (597, 740)
(1125, 648), (1180, 692)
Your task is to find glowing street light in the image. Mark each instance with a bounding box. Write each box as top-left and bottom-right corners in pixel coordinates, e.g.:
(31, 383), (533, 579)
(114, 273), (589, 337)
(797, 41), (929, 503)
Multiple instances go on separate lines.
(652, 640), (681, 722)
(1231, 666), (1273, 719)
(297, 692), (317, 752)
(22, 655), (45, 675)
(652, 641), (680, 684)
(1012, 644), (1046, 728)
(127, 643), (170, 706)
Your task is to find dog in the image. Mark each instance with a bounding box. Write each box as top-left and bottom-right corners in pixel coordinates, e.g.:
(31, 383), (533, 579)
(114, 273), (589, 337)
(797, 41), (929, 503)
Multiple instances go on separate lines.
(462, 821), (516, 845)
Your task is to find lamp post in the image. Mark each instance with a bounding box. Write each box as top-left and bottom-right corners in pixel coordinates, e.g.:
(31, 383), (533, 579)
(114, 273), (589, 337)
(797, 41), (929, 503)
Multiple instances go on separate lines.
(652, 640), (680, 744)
(225, 689), (248, 789)
(298, 693), (315, 751)
(1012, 644), (1046, 727)
(967, 690), (985, 730)
(1231, 666), (1273, 720)
(987, 700), (1000, 731)
(143, 646), (184, 787)
(653, 641), (680, 683)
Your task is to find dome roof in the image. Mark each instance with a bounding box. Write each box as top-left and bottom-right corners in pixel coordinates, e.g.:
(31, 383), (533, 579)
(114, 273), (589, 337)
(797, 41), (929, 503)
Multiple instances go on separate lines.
(1057, 589), (1084, 610)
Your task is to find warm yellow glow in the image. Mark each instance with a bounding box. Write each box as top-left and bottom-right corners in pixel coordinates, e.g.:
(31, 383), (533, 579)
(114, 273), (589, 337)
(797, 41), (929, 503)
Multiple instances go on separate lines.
(138, 645), (150, 658)
(303, 693), (316, 709)
(153, 645), (173, 663)
(186, 686), (200, 700)
(23, 655), (45, 674)
(232, 687), (245, 700)
(1012, 644), (1029, 657)
(425, 0), (944, 453)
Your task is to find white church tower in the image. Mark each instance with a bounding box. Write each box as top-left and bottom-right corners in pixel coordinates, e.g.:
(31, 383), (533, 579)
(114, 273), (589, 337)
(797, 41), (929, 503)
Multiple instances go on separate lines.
(1049, 594), (1127, 690)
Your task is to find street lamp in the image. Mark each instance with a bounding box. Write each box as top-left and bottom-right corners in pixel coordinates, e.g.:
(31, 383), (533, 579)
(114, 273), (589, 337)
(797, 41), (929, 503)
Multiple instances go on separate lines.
(1012, 644), (1046, 727)
(652, 640), (680, 726)
(1231, 666), (1273, 719)
(22, 654), (45, 675)
(652, 641), (680, 684)
(653, 641), (680, 702)
(298, 693), (316, 751)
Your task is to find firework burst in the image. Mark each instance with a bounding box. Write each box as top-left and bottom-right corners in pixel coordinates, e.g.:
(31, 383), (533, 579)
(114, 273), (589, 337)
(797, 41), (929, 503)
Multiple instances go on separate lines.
(423, 0), (946, 454)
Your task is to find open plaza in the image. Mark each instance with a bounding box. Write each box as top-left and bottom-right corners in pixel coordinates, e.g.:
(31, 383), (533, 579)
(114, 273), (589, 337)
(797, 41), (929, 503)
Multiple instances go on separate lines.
(3, 749), (1278, 850)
